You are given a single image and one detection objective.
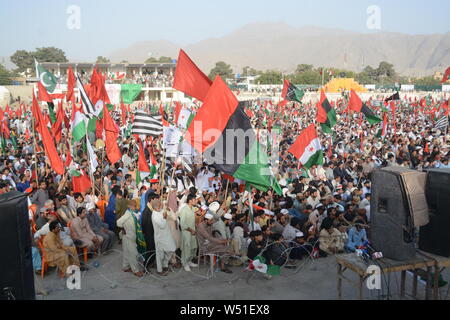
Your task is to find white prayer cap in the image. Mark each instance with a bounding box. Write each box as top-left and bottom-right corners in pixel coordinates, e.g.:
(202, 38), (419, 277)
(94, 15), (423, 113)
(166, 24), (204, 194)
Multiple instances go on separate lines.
(204, 213), (214, 220)
(280, 209), (289, 215)
(223, 213), (232, 220)
(201, 205), (209, 211)
(295, 231), (304, 238)
(208, 201), (220, 213)
(264, 210), (275, 216)
(175, 170), (182, 174)
(86, 203), (96, 211)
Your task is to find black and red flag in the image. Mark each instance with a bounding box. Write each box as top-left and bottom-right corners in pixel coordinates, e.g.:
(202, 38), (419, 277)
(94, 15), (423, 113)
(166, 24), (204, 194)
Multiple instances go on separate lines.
(348, 89), (382, 125)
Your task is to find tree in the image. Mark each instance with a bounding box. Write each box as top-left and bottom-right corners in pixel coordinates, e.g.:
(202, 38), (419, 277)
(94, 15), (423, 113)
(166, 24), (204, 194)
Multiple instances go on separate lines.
(33, 47), (68, 64)
(208, 61), (233, 80)
(413, 76), (440, 86)
(0, 64), (16, 85)
(96, 56), (110, 64)
(10, 50), (33, 74)
(295, 64), (314, 74)
(377, 61), (396, 78)
(145, 56), (173, 63)
(242, 66), (259, 77)
(356, 66), (378, 84)
(257, 71), (282, 84)
(157, 56), (173, 63)
(10, 47), (68, 74)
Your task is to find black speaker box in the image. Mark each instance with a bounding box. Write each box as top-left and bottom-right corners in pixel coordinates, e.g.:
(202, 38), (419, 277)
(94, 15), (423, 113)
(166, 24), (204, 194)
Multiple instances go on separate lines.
(370, 168), (416, 260)
(419, 169), (450, 257)
(0, 191), (35, 300)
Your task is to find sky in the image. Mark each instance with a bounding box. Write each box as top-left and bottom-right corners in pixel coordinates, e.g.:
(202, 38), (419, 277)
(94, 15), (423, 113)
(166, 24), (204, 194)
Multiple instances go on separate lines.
(1, 0), (449, 63)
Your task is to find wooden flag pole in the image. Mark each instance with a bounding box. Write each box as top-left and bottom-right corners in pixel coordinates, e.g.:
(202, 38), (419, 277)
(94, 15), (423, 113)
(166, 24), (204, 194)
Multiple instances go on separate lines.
(31, 116), (40, 182)
(224, 178), (230, 200)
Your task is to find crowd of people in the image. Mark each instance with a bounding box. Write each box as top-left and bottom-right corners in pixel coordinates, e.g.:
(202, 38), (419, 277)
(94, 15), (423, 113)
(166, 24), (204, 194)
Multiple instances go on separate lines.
(0, 89), (449, 282)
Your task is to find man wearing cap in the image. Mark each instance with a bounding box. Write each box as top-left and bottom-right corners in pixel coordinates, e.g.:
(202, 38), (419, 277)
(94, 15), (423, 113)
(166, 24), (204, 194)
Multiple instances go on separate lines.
(196, 213), (233, 273)
(289, 231), (313, 260)
(140, 179), (160, 213)
(308, 204), (326, 231)
(179, 194), (198, 272)
(86, 203), (116, 254)
(213, 213), (232, 241)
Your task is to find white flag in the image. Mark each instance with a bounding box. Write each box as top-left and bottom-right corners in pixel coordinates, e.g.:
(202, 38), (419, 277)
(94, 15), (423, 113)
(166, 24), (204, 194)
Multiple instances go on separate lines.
(86, 138), (98, 174)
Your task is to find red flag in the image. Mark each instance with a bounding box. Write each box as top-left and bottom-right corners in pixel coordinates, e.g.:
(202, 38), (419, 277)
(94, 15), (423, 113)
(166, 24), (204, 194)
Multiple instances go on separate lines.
(66, 67), (76, 103)
(159, 104), (169, 127)
(1, 121), (10, 138)
(95, 118), (103, 139)
(316, 89), (328, 123)
(173, 49), (212, 102)
(15, 108), (22, 119)
(120, 102), (127, 126)
(174, 101), (182, 124)
(382, 113), (388, 136)
(348, 89), (363, 112)
(31, 94), (65, 175)
(137, 139), (150, 173)
(327, 138), (332, 159)
(281, 79), (290, 100)
(51, 101), (64, 143)
(25, 128), (31, 142)
(0, 106), (4, 121)
(103, 104), (122, 164)
(65, 143), (72, 167)
(90, 68), (110, 105)
(424, 142), (430, 154)
(37, 82), (53, 102)
(390, 101), (397, 135)
(5, 104), (13, 118)
(72, 170), (92, 193)
(440, 67), (450, 84)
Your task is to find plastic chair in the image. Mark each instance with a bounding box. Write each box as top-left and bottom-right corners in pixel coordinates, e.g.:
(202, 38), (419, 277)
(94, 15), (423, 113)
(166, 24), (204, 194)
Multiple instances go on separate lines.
(67, 220), (88, 263)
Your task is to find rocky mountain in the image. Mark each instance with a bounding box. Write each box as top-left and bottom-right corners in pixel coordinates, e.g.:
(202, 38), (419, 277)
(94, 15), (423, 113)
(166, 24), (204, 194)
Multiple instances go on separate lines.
(108, 22), (450, 76)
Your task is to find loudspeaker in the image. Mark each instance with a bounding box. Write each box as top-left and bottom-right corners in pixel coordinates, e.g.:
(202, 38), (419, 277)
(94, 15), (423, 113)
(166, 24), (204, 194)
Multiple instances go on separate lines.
(419, 169), (450, 257)
(370, 167), (418, 261)
(0, 191), (35, 300)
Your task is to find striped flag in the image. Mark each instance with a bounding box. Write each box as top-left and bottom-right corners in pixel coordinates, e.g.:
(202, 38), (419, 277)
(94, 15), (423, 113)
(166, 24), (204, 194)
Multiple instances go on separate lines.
(131, 111), (163, 136)
(434, 115), (449, 132)
(75, 73), (97, 118)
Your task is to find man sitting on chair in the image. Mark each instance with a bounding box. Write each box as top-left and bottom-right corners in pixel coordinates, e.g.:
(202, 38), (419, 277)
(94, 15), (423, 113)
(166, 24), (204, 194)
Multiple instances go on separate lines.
(43, 221), (81, 275)
(70, 207), (102, 255)
(196, 213), (233, 274)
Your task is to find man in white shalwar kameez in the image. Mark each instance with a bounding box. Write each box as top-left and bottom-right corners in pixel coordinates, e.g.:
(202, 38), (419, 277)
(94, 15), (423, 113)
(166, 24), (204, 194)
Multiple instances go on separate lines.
(151, 199), (176, 275)
(116, 201), (144, 277)
(179, 194), (198, 272)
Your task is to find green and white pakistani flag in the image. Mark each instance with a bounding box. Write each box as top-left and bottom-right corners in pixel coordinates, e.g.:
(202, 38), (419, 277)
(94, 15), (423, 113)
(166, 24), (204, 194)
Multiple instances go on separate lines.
(72, 111), (87, 142)
(35, 59), (57, 93)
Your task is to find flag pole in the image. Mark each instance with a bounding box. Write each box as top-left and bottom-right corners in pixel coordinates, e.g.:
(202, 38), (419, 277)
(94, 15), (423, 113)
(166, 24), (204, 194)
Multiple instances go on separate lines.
(31, 111), (40, 183)
(248, 190), (254, 232)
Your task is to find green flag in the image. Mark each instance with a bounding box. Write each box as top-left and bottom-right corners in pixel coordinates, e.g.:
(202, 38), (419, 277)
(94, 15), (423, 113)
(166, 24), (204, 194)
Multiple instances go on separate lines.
(35, 59), (57, 93)
(120, 84), (143, 104)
